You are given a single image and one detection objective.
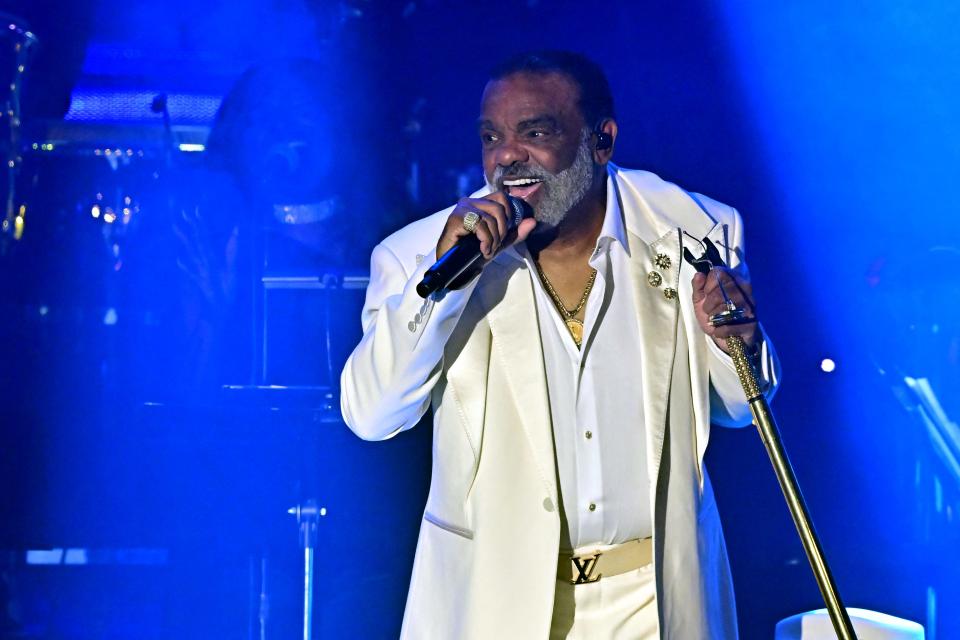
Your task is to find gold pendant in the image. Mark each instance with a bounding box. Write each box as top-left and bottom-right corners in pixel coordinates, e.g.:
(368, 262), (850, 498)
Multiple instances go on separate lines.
(565, 318), (584, 347)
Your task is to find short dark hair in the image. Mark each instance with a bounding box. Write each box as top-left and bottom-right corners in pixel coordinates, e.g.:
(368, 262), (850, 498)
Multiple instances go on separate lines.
(489, 50), (615, 127)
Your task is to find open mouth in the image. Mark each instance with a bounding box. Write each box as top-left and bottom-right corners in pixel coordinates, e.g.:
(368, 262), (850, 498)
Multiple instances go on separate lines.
(502, 177), (544, 200)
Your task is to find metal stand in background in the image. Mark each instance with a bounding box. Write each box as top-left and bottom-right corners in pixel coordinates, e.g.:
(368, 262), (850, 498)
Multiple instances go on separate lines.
(247, 555), (270, 640)
(1, 15), (38, 252)
(289, 500), (326, 640)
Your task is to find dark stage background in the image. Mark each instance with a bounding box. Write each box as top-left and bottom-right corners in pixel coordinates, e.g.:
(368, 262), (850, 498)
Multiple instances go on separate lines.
(0, 0), (957, 638)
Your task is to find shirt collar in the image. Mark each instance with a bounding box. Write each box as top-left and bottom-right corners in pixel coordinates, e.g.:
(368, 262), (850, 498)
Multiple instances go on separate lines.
(595, 171), (629, 256)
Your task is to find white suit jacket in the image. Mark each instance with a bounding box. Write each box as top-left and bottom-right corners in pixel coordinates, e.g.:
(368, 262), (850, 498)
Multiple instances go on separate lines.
(341, 165), (780, 639)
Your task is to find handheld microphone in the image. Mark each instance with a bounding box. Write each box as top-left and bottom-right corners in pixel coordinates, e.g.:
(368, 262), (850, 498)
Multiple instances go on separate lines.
(416, 196), (533, 298)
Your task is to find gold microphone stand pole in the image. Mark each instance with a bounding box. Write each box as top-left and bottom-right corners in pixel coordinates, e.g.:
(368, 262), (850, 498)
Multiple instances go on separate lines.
(691, 236), (858, 638)
(723, 328), (857, 639)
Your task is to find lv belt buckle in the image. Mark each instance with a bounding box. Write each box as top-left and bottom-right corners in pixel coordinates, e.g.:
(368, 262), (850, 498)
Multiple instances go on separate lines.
(571, 551), (602, 585)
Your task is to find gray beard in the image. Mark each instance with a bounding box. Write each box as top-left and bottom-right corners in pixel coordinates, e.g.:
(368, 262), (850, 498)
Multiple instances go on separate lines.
(487, 130), (596, 233)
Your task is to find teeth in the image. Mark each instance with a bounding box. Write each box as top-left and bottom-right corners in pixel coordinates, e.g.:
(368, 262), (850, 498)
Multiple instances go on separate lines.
(502, 178), (542, 186)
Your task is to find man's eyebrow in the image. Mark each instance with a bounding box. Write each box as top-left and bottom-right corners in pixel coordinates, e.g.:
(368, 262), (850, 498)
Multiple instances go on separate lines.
(476, 115), (561, 132)
(517, 115), (560, 130)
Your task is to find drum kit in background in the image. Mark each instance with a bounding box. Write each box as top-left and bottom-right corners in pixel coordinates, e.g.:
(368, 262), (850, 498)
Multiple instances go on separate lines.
(0, 13), (429, 640)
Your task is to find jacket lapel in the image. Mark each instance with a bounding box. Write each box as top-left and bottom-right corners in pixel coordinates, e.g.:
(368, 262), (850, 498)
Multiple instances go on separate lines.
(612, 166), (728, 481)
(473, 258), (558, 504)
(627, 228), (682, 476)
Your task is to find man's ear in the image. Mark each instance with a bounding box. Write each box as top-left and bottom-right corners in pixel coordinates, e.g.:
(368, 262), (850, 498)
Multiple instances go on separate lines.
(593, 118), (618, 163)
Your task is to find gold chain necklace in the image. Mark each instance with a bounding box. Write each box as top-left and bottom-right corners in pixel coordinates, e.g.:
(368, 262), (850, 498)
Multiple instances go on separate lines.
(534, 261), (597, 349)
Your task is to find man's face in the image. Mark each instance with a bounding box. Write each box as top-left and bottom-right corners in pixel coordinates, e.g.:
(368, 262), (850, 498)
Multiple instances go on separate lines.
(479, 72), (598, 230)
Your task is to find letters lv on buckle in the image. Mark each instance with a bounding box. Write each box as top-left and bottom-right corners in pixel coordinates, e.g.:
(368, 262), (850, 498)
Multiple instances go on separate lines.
(571, 552), (602, 585)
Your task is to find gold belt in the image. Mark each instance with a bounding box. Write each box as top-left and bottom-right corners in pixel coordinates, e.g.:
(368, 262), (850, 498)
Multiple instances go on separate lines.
(557, 538), (653, 585)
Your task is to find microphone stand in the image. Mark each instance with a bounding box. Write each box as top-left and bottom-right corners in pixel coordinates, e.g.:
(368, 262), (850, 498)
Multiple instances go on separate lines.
(289, 500), (325, 640)
(690, 238), (857, 639)
(725, 335), (857, 639)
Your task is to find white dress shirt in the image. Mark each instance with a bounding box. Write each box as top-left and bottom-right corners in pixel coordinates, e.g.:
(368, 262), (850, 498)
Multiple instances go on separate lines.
(517, 193), (651, 551)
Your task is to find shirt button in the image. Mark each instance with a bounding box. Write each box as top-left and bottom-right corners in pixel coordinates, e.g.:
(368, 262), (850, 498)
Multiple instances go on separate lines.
(584, 430), (593, 440)
(588, 502), (597, 512)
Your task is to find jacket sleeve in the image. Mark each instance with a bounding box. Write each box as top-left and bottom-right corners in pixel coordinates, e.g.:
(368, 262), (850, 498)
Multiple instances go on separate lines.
(340, 240), (480, 441)
(707, 327), (780, 427)
(703, 206), (781, 427)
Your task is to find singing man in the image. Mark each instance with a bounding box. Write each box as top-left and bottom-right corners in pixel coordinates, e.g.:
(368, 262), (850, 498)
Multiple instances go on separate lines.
(341, 50), (779, 639)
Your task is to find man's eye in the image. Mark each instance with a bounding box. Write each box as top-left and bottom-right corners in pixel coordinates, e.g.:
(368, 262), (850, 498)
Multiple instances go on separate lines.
(481, 133), (499, 144)
(527, 130), (549, 139)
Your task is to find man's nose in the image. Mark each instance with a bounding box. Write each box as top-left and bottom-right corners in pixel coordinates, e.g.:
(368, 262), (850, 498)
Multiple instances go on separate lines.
(493, 137), (529, 168)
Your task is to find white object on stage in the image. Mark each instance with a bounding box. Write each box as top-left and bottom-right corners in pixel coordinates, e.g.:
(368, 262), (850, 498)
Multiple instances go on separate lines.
(775, 608), (924, 639)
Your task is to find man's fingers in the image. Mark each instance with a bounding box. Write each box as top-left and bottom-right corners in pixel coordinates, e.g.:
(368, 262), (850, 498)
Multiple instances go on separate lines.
(703, 289), (751, 314)
(702, 268), (752, 297)
(699, 268), (754, 314)
(691, 272), (707, 303)
(437, 193), (529, 261)
(691, 268), (760, 351)
(514, 217), (538, 243)
(473, 216), (499, 258)
(463, 195), (509, 241)
(479, 192), (511, 240)
(437, 198), (504, 258)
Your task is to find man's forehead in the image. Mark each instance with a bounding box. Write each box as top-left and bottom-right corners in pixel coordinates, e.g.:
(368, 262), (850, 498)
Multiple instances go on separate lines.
(479, 71), (582, 122)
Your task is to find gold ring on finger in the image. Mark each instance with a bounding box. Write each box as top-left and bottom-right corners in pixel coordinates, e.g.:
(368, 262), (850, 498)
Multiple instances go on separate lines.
(462, 211), (480, 233)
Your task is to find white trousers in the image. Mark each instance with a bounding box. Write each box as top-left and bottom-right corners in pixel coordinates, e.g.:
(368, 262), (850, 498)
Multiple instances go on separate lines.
(549, 559), (659, 639)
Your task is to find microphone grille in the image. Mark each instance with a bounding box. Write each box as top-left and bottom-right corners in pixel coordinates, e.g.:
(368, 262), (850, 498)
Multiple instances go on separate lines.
(506, 196), (533, 229)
